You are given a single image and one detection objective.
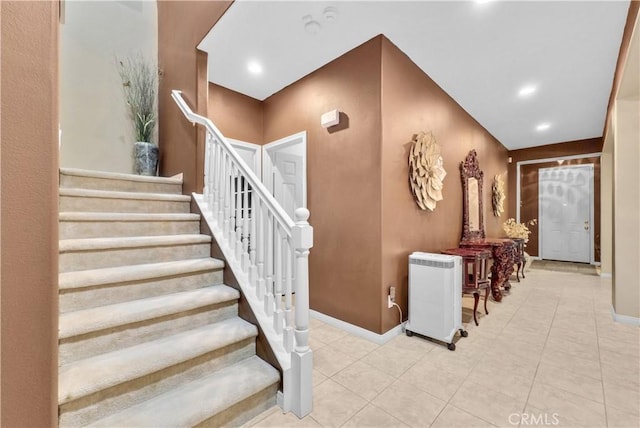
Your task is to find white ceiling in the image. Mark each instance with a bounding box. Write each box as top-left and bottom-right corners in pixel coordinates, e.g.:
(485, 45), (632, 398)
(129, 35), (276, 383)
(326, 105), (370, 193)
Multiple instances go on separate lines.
(199, 0), (630, 150)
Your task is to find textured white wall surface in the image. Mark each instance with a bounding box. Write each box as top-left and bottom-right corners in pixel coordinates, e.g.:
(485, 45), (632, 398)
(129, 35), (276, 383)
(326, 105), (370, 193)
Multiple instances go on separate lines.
(60, 0), (157, 173)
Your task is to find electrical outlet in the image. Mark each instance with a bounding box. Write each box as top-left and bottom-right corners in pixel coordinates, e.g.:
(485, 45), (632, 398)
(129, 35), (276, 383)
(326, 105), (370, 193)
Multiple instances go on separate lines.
(387, 286), (396, 308)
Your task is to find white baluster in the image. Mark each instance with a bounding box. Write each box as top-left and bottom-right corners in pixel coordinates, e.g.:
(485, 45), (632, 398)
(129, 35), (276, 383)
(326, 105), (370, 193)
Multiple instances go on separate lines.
(256, 199), (266, 300)
(273, 226), (284, 334)
(235, 173), (243, 264)
(211, 139), (220, 223)
(242, 177), (250, 272)
(264, 212), (275, 316)
(249, 188), (258, 288)
(222, 153), (230, 239)
(290, 207), (313, 418)
(203, 134), (211, 203)
(228, 164), (237, 249)
(283, 236), (294, 352)
(217, 147), (226, 227)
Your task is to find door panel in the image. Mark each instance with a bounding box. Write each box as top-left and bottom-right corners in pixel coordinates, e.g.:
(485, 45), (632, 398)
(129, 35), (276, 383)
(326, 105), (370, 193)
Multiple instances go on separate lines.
(273, 152), (304, 220)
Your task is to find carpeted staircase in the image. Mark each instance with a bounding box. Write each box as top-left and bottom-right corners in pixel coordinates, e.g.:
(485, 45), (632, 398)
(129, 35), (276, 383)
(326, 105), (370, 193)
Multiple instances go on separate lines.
(58, 168), (279, 427)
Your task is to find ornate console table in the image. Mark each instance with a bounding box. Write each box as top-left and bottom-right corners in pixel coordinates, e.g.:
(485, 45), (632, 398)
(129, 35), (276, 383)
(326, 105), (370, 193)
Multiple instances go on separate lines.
(511, 238), (526, 281)
(459, 238), (517, 302)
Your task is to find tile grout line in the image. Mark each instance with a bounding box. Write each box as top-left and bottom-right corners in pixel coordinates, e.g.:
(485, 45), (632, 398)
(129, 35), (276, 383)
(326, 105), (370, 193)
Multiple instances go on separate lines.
(515, 288), (560, 420)
(593, 287), (609, 428)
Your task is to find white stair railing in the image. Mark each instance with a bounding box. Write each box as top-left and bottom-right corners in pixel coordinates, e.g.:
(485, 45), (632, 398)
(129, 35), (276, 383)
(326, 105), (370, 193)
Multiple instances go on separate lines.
(171, 90), (313, 418)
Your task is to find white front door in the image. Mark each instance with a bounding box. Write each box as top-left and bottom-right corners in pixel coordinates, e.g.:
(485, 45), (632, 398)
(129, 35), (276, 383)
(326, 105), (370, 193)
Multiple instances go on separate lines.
(263, 132), (307, 220)
(539, 164), (593, 263)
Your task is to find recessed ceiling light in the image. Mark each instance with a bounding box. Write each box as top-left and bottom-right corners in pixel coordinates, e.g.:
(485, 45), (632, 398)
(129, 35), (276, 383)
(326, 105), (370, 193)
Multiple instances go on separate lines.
(536, 122), (551, 132)
(518, 85), (537, 98)
(247, 61), (262, 75)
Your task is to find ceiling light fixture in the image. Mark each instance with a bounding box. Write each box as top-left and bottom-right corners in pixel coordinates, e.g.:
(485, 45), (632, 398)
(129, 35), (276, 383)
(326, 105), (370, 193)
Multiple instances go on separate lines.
(323, 6), (338, 23)
(302, 14), (322, 35)
(536, 122), (551, 132)
(518, 84), (537, 98)
(247, 61), (263, 75)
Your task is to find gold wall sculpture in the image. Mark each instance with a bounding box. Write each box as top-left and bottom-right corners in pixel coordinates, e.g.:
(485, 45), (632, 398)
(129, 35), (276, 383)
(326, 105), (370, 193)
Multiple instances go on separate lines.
(492, 173), (505, 217)
(409, 131), (446, 211)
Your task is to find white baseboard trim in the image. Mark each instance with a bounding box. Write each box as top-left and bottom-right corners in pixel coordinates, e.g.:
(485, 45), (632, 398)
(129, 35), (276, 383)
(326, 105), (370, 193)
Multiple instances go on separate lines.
(599, 272), (612, 279)
(310, 309), (405, 345)
(610, 305), (640, 327)
(593, 262), (601, 266)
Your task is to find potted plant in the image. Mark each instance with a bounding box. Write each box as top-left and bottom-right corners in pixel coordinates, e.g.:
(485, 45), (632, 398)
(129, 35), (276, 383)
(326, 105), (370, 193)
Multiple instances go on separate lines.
(117, 55), (158, 176)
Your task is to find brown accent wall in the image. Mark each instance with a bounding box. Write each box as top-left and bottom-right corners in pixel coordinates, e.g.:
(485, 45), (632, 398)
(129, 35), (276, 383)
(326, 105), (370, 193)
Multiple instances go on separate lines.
(380, 38), (509, 333)
(157, 1), (233, 193)
(263, 37), (384, 333)
(208, 83), (264, 144)
(508, 138), (602, 261)
(603, 0), (640, 142)
(1, 1), (59, 426)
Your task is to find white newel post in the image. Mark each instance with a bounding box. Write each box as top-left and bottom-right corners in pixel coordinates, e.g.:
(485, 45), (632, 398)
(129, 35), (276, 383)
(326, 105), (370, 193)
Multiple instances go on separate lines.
(290, 207), (313, 418)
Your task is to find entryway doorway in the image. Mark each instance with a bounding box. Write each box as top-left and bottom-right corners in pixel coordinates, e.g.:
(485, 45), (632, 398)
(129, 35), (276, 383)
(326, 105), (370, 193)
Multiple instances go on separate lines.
(228, 131), (307, 221)
(538, 164), (594, 263)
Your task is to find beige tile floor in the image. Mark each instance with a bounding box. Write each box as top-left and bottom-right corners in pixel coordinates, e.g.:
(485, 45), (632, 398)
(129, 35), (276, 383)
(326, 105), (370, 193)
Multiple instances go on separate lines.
(245, 268), (640, 428)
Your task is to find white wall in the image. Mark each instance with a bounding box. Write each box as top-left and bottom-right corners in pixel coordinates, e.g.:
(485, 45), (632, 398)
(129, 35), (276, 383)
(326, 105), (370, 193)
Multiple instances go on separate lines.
(60, 0), (157, 173)
(612, 98), (640, 319)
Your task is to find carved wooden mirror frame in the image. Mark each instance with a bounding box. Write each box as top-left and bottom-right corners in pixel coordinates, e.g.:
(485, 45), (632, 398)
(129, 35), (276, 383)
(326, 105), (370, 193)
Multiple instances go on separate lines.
(460, 149), (486, 241)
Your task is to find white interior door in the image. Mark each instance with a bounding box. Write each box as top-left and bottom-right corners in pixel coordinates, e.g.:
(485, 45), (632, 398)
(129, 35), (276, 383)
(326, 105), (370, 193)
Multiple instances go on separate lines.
(228, 139), (261, 176)
(539, 164), (593, 263)
(263, 131), (307, 220)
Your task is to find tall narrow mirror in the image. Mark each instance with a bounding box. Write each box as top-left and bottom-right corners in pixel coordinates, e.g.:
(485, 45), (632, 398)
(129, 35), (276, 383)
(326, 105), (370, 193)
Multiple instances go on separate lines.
(460, 150), (485, 242)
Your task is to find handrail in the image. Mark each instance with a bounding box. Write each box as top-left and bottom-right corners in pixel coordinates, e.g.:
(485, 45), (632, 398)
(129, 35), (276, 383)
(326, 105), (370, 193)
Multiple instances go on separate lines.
(171, 89), (313, 418)
(171, 90), (295, 233)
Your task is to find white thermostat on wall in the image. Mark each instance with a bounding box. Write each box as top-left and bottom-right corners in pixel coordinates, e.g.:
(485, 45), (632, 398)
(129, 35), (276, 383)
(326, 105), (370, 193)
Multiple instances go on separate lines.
(321, 109), (340, 128)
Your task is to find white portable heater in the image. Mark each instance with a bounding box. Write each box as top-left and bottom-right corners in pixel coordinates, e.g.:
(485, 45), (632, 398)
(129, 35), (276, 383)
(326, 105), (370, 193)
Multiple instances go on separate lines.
(405, 252), (467, 350)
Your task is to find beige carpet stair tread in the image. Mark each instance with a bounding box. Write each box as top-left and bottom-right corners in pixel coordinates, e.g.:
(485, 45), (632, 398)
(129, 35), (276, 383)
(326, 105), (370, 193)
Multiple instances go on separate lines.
(60, 187), (192, 202)
(60, 168), (183, 184)
(88, 356), (279, 428)
(59, 285), (239, 339)
(60, 234), (211, 252)
(59, 258), (224, 290)
(59, 212), (200, 222)
(59, 317), (257, 405)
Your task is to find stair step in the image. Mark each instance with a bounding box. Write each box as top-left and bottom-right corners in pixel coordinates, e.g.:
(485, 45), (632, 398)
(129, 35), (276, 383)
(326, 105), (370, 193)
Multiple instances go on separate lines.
(58, 318), (259, 427)
(59, 258), (224, 312)
(89, 356), (279, 428)
(59, 188), (191, 213)
(59, 234), (212, 272)
(59, 285), (240, 364)
(60, 168), (183, 194)
(59, 212), (201, 239)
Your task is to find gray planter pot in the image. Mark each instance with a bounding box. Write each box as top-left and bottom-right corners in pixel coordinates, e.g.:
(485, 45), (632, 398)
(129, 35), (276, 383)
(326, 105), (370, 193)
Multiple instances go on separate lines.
(134, 141), (159, 176)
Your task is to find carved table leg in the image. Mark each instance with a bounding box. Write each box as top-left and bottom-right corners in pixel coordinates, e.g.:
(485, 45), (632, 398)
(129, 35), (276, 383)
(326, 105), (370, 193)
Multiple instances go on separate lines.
(516, 262), (521, 282)
(490, 260), (503, 302)
(473, 292), (479, 326)
(484, 287), (489, 315)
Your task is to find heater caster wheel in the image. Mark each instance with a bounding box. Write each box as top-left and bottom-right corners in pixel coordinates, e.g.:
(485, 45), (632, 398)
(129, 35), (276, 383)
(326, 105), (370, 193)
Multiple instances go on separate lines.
(460, 329), (468, 338)
(406, 330), (414, 337)
(447, 343), (456, 351)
